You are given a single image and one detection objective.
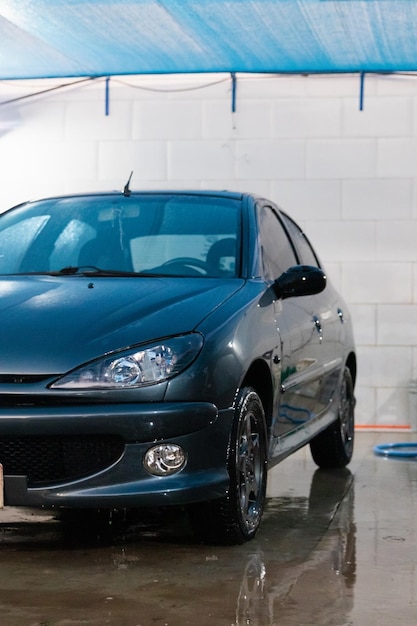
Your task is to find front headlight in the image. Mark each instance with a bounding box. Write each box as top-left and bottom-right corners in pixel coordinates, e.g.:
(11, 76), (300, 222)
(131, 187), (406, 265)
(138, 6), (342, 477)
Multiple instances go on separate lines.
(50, 333), (203, 389)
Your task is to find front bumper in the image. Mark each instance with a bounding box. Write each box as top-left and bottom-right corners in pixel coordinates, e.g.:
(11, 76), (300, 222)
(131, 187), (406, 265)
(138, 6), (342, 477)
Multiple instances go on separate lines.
(0, 402), (234, 509)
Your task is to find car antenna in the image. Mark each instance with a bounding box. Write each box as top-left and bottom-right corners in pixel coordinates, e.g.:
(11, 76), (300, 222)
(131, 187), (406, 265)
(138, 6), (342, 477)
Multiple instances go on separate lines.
(123, 171), (133, 196)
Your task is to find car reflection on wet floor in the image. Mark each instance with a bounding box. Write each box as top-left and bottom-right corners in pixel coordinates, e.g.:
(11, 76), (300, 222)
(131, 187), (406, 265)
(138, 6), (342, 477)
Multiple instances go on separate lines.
(0, 432), (415, 626)
(0, 471), (355, 625)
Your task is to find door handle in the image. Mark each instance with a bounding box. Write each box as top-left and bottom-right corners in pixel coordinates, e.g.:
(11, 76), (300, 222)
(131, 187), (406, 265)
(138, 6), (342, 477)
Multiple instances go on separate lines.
(313, 315), (323, 340)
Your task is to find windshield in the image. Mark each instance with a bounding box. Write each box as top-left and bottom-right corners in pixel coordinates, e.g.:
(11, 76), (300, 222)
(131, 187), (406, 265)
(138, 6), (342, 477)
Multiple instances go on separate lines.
(0, 194), (242, 278)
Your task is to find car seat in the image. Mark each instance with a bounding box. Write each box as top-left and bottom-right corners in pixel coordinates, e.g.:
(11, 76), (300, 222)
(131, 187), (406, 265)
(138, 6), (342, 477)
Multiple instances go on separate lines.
(206, 238), (237, 276)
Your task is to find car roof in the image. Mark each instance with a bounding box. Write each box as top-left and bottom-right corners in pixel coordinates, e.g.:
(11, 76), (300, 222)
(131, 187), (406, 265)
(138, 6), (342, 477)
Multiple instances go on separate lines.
(23, 189), (254, 205)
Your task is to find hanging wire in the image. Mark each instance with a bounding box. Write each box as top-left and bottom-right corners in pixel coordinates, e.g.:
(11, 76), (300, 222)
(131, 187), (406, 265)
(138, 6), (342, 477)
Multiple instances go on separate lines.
(0, 76), (100, 107)
(0, 74), (231, 109)
(3, 71), (417, 110)
(111, 75), (230, 92)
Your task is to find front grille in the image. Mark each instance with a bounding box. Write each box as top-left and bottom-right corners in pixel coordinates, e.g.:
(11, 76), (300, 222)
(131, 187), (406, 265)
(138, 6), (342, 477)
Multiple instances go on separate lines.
(0, 395), (112, 408)
(0, 435), (125, 486)
(0, 375), (50, 384)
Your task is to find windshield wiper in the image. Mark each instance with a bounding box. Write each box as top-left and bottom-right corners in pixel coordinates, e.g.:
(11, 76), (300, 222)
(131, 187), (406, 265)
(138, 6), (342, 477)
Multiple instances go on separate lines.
(7, 266), (177, 278)
(50, 266), (169, 277)
(51, 266), (141, 277)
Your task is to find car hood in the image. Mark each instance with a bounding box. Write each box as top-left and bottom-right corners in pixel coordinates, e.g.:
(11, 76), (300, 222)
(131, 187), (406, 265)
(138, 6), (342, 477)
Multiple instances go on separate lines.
(0, 276), (244, 374)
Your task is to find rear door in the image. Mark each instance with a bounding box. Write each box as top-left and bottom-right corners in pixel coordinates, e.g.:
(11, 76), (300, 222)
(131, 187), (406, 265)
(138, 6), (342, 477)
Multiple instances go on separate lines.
(279, 211), (344, 426)
(256, 204), (334, 437)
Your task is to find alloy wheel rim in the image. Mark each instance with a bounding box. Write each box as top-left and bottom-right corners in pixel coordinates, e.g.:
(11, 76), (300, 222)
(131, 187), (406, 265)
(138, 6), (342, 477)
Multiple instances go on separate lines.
(340, 376), (354, 454)
(237, 410), (264, 531)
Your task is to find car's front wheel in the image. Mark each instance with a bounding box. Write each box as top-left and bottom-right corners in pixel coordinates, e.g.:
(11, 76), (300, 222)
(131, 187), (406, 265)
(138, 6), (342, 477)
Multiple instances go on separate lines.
(310, 366), (355, 468)
(189, 387), (268, 545)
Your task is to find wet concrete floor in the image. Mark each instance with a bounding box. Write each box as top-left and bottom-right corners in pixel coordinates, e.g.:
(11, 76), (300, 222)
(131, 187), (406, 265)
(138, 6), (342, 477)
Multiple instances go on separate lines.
(0, 431), (416, 626)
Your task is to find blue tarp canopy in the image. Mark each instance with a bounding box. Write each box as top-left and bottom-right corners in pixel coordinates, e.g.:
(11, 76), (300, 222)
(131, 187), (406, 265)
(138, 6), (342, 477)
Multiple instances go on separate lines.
(0, 0), (417, 80)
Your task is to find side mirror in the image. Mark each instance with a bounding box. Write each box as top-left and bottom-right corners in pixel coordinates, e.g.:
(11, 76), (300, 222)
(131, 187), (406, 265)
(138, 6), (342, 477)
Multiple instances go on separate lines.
(273, 265), (326, 300)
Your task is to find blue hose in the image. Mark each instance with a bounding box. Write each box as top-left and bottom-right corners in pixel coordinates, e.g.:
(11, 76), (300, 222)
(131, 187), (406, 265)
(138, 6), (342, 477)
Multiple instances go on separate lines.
(373, 442), (417, 458)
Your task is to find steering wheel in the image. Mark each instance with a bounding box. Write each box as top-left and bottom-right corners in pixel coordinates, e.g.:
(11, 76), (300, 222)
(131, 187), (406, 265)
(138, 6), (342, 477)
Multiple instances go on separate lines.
(161, 257), (218, 275)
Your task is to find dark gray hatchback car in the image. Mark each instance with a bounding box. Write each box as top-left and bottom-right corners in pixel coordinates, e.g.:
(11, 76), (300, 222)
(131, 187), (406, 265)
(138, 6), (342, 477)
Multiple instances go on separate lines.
(0, 190), (356, 544)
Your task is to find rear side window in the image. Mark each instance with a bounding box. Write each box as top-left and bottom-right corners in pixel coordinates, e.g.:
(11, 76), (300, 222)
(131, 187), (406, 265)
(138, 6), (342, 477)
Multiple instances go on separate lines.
(257, 205), (297, 280)
(280, 213), (321, 268)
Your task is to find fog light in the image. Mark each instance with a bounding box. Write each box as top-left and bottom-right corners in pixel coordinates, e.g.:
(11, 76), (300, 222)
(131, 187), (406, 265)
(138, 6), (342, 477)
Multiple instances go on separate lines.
(143, 444), (186, 476)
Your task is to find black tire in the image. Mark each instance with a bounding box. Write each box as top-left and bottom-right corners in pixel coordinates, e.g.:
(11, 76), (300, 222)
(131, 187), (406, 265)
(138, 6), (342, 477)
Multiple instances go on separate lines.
(310, 367), (355, 468)
(189, 387), (268, 545)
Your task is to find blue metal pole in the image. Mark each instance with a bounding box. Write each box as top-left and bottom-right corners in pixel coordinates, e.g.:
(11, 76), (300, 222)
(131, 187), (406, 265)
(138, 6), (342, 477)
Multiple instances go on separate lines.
(231, 73), (237, 113)
(105, 77), (110, 116)
(359, 72), (365, 111)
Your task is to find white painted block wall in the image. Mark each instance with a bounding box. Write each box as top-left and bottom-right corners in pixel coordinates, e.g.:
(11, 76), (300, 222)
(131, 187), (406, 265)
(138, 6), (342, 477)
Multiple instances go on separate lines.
(1, 72), (416, 429)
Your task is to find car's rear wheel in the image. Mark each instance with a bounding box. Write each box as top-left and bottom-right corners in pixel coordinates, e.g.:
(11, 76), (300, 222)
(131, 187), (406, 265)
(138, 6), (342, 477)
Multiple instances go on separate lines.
(189, 387), (267, 545)
(310, 367), (355, 468)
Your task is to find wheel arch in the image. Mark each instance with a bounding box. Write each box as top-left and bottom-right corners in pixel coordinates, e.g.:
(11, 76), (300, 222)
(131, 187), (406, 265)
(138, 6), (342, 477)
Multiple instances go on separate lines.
(240, 359), (274, 429)
(346, 351), (357, 388)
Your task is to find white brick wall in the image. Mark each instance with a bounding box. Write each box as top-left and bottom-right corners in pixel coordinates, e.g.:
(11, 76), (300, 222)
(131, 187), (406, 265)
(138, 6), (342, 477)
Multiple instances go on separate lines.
(1, 72), (417, 429)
